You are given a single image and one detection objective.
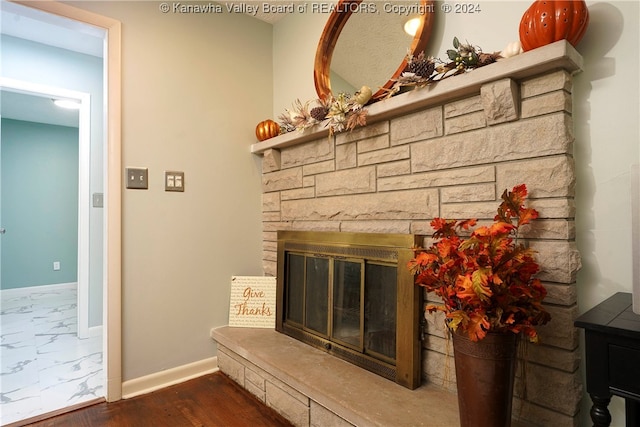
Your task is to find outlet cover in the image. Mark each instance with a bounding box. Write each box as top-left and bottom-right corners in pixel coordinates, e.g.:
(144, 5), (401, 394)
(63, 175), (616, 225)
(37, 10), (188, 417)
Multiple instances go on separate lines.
(126, 168), (148, 189)
(53, 261), (61, 271)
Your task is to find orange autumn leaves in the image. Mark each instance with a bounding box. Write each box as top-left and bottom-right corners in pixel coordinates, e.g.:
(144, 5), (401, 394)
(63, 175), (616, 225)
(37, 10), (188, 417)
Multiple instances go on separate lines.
(408, 184), (551, 342)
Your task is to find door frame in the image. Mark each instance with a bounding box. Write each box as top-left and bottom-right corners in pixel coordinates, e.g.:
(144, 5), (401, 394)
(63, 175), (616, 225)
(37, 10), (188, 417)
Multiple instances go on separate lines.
(0, 79), (93, 339)
(11, 0), (123, 402)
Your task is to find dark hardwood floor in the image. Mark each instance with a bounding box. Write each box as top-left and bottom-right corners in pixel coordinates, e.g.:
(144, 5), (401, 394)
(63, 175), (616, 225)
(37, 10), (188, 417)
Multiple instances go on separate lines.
(19, 371), (294, 427)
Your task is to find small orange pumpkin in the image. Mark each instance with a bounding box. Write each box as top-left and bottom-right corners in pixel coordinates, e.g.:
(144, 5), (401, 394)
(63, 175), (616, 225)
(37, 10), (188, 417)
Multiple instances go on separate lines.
(519, 0), (589, 52)
(255, 119), (280, 142)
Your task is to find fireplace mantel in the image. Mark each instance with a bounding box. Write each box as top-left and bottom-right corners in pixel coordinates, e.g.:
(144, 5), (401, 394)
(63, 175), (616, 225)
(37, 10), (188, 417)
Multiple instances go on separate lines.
(251, 40), (583, 155)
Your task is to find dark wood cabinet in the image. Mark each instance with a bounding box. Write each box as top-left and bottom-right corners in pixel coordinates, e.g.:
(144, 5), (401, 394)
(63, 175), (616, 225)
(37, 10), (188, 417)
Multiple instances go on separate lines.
(575, 292), (640, 427)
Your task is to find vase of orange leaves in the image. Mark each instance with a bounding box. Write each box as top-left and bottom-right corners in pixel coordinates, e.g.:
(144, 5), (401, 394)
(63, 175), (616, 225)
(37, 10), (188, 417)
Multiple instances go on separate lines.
(408, 184), (551, 427)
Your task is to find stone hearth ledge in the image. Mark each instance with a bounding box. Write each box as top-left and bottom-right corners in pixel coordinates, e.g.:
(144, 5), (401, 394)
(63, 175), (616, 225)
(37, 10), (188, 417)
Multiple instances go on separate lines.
(250, 40), (582, 155)
(210, 326), (459, 426)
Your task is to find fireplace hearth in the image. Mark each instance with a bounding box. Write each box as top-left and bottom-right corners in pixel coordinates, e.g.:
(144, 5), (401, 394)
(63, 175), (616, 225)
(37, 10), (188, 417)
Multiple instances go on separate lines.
(276, 230), (424, 389)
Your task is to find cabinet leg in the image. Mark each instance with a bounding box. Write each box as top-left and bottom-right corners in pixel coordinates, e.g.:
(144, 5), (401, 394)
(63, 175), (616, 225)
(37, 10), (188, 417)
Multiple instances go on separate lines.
(590, 394), (612, 427)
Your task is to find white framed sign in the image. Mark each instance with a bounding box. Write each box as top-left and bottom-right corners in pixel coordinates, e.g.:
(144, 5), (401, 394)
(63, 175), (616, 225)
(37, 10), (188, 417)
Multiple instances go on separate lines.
(228, 276), (277, 328)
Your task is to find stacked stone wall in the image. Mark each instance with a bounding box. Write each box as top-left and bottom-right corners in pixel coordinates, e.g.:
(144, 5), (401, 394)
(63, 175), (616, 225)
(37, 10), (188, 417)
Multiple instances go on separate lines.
(259, 69), (582, 426)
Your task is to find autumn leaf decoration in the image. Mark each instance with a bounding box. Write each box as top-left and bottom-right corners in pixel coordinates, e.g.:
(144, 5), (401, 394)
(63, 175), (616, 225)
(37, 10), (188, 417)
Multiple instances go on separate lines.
(408, 184), (551, 342)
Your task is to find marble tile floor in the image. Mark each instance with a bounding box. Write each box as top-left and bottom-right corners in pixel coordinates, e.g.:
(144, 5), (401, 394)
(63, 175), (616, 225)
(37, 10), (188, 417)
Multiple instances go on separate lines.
(0, 285), (103, 426)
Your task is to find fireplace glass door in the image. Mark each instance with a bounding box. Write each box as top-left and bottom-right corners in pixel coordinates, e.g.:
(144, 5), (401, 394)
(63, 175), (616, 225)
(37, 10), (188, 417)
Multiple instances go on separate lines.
(364, 263), (397, 361)
(332, 259), (362, 348)
(304, 257), (329, 336)
(277, 230), (423, 389)
(285, 252), (397, 365)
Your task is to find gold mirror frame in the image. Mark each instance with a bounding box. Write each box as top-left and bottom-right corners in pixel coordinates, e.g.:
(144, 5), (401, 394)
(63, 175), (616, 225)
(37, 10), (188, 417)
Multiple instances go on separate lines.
(314, 0), (435, 102)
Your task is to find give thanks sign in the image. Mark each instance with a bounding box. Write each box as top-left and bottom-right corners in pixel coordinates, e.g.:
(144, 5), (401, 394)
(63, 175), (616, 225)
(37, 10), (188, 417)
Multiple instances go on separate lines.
(228, 276), (276, 328)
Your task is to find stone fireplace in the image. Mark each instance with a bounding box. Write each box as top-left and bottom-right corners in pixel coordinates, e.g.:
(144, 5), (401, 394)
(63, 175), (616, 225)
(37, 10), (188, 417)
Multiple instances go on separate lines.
(212, 40), (584, 426)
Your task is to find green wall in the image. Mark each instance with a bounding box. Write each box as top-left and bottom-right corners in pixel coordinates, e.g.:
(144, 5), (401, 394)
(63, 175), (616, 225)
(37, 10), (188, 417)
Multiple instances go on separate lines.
(1, 118), (79, 289)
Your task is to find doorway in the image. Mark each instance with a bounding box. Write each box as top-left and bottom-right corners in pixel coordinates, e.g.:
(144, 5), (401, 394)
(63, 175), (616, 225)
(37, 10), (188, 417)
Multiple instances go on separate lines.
(1, 81), (93, 333)
(0, 0), (122, 421)
(0, 83), (98, 423)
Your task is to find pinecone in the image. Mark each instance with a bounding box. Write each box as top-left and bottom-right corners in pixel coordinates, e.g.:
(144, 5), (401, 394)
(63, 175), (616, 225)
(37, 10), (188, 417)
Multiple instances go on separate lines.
(407, 54), (435, 78)
(310, 106), (328, 122)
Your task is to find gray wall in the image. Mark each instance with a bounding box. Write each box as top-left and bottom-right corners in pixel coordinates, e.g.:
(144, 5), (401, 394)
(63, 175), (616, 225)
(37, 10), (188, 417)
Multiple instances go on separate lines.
(72, 1), (273, 381)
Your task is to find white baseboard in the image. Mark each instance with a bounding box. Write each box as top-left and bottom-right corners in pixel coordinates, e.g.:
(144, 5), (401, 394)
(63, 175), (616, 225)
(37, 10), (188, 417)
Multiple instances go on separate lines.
(0, 282), (77, 299)
(121, 357), (219, 399)
(82, 325), (103, 339)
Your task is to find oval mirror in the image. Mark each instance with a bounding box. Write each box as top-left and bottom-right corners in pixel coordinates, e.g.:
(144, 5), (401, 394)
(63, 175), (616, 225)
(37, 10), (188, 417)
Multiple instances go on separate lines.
(314, 0), (435, 102)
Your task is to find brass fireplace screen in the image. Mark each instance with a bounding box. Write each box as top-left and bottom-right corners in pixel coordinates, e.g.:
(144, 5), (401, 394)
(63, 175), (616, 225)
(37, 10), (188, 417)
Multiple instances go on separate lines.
(276, 230), (423, 389)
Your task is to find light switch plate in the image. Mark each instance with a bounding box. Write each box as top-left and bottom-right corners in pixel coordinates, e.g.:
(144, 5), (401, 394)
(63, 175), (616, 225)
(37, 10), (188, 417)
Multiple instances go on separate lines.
(126, 168), (148, 189)
(165, 171), (185, 192)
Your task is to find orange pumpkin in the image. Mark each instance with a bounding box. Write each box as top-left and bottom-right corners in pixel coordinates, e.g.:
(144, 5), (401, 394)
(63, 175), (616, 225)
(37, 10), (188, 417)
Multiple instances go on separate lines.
(519, 0), (589, 52)
(255, 119), (280, 141)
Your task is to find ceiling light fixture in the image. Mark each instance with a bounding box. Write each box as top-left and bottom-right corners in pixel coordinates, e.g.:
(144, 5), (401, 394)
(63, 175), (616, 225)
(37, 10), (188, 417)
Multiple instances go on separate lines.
(53, 99), (81, 109)
(404, 17), (421, 37)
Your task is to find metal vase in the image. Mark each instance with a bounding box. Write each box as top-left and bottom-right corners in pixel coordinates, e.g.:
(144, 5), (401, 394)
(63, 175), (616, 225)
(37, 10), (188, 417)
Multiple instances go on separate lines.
(452, 330), (519, 427)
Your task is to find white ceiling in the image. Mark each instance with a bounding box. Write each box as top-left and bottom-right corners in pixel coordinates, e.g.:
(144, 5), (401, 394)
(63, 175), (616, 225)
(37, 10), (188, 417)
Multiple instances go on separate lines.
(253, 1), (288, 24)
